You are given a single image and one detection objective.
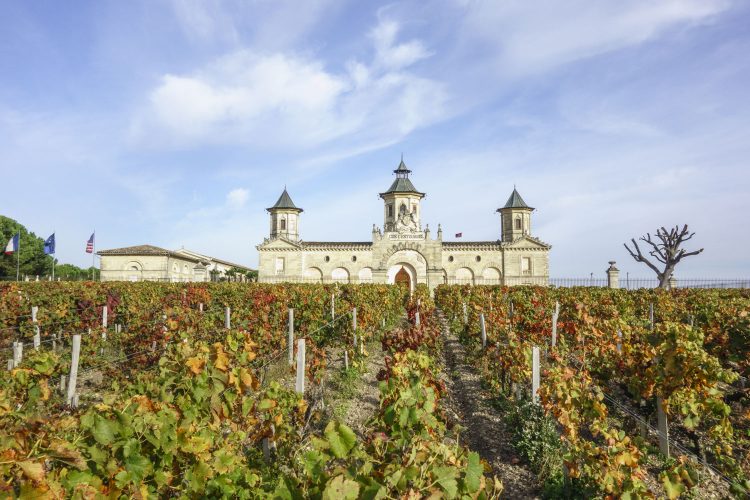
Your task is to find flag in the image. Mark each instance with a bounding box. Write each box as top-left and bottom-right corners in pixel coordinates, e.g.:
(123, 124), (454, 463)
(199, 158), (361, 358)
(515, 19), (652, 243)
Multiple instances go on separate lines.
(85, 233), (95, 253)
(44, 233), (55, 255)
(4, 233), (19, 255)
(455, 232), (462, 238)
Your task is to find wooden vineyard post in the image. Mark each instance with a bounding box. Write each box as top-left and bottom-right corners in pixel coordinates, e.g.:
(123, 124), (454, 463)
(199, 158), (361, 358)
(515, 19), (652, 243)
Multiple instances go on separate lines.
(344, 350), (349, 370)
(12, 342), (23, 368)
(532, 346), (540, 404)
(60, 375), (67, 394)
(479, 313), (487, 348)
(6, 359), (12, 371)
(551, 302), (559, 347)
(415, 311), (420, 327)
(331, 293), (335, 320)
(295, 339), (306, 394)
(288, 308), (295, 366)
(199, 303), (203, 313)
(616, 330), (623, 354)
(656, 396), (670, 457)
(32, 306), (41, 350)
(67, 334), (81, 407)
(102, 306), (108, 329)
(352, 308), (358, 349)
(225, 307), (231, 329)
(462, 302), (468, 326)
(649, 303), (654, 331)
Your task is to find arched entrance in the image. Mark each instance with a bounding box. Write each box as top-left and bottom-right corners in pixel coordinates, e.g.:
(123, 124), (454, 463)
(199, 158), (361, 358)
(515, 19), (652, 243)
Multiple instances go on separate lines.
(387, 262), (417, 293)
(394, 266), (411, 290)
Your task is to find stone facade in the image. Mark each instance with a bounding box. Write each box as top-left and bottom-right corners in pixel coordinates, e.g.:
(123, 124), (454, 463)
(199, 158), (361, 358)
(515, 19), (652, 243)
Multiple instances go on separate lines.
(257, 160), (551, 292)
(98, 245), (253, 282)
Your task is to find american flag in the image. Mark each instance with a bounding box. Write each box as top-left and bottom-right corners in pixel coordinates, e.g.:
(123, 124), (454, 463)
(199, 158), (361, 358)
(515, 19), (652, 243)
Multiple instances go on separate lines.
(85, 233), (95, 253)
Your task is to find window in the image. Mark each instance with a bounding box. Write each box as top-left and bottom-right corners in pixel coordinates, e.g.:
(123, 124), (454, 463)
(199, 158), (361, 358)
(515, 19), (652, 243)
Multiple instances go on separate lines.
(521, 257), (532, 275)
(515, 217), (522, 230)
(399, 203), (406, 215)
(388, 205), (393, 217)
(324, 256), (330, 262)
(280, 219), (286, 230)
(275, 257), (285, 275)
(351, 256), (357, 262)
(448, 256), (454, 262)
(475, 256), (481, 262)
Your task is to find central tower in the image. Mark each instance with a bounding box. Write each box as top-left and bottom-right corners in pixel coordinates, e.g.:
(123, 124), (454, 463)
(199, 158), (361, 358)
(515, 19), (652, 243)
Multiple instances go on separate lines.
(379, 158), (425, 233)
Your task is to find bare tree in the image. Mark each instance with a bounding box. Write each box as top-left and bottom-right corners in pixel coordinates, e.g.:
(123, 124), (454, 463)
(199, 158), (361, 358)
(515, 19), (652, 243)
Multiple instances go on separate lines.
(624, 225), (704, 289)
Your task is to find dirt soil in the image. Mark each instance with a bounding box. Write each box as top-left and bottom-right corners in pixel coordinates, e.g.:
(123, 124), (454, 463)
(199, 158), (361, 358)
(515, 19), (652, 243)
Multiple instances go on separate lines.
(437, 310), (542, 499)
(342, 340), (386, 437)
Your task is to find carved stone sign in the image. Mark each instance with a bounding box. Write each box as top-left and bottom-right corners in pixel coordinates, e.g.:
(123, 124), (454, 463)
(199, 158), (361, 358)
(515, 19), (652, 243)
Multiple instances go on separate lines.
(387, 233), (425, 240)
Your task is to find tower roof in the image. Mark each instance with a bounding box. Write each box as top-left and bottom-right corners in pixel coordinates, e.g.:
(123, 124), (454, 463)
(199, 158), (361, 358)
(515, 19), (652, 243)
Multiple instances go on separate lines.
(267, 188), (303, 212)
(394, 159), (411, 175)
(498, 187), (533, 211)
(380, 158), (424, 197)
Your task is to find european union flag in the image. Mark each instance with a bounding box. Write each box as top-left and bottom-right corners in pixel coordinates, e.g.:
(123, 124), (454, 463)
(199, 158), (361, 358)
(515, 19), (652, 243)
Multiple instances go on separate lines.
(44, 233), (55, 255)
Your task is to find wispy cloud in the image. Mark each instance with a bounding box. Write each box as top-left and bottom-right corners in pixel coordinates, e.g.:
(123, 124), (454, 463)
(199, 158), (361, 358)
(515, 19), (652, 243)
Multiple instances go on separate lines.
(457, 0), (731, 76)
(131, 17), (447, 155)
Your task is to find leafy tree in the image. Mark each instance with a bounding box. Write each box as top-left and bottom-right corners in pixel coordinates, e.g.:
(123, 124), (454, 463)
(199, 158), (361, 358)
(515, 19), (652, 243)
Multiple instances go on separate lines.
(54, 263), (92, 280)
(623, 224), (703, 289)
(0, 216), (53, 279)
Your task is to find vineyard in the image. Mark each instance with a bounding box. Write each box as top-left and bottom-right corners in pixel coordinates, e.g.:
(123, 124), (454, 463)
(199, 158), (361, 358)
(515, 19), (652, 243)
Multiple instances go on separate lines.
(0, 282), (748, 498)
(435, 285), (750, 498)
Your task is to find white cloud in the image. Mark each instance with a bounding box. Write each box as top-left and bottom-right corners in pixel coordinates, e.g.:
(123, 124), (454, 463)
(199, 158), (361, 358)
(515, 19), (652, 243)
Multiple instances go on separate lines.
(132, 18), (447, 154)
(226, 187), (249, 208)
(371, 19), (432, 70)
(458, 0), (731, 76)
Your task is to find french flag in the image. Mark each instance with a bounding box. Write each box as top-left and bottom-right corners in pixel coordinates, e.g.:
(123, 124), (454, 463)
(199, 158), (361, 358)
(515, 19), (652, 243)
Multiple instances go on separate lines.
(4, 233), (19, 255)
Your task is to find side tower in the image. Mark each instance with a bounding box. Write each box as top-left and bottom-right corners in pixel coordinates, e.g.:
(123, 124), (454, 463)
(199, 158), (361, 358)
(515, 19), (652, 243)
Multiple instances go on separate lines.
(497, 187), (534, 241)
(379, 158), (425, 232)
(267, 188), (303, 241)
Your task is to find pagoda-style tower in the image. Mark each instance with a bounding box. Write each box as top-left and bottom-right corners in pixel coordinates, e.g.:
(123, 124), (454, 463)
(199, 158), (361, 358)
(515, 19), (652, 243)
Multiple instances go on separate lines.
(379, 158), (425, 232)
(497, 187), (534, 242)
(267, 188), (303, 241)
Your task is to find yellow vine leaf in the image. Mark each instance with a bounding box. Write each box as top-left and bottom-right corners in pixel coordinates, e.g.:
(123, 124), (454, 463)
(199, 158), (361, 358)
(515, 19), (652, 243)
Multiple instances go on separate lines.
(186, 357), (205, 375)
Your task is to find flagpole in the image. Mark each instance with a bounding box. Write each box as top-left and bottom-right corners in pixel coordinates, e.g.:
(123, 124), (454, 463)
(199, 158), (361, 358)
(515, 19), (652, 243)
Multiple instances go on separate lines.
(51, 229), (55, 281)
(15, 232), (20, 282)
(92, 230), (96, 281)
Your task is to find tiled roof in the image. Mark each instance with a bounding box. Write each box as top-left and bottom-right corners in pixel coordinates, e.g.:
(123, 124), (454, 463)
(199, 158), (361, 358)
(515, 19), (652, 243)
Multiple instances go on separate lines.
(382, 177), (422, 194)
(301, 241), (373, 248)
(501, 188), (533, 210)
(97, 245), (206, 263)
(268, 189), (302, 212)
(442, 241), (502, 247)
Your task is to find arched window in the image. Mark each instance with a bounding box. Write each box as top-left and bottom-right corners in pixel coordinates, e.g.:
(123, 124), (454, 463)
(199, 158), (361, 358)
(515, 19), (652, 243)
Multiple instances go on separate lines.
(515, 217), (522, 230)
(280, 219), (286, 230)
(399, 203), (407, 215)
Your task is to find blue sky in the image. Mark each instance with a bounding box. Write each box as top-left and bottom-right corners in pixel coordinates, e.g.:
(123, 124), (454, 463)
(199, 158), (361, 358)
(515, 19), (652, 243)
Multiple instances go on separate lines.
(1, 0), (749, 278)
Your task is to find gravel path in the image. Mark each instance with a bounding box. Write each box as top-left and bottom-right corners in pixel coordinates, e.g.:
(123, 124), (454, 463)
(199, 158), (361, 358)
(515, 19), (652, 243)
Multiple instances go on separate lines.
(342, 340), (386, 437)
(437, 310), (541, 499)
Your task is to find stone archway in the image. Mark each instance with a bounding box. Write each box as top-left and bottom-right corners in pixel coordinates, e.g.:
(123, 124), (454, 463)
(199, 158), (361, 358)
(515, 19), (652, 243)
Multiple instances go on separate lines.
(387, 262), (417, 293)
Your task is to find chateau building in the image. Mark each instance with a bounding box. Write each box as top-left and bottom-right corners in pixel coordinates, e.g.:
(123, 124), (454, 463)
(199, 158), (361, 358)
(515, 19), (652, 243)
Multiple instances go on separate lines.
(256, 160), (550, 291)
(98, 245), (254, 282)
